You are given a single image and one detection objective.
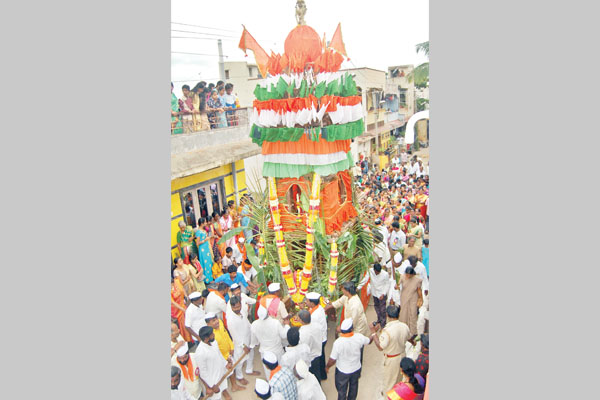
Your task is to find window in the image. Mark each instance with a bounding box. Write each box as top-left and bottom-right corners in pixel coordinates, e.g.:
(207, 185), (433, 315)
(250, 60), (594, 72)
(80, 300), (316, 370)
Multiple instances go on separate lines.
(225, 70), (230, 79)
(399, 88), (408, 107)
(181, 179), (225, 227)
(248, 67), (254, 77)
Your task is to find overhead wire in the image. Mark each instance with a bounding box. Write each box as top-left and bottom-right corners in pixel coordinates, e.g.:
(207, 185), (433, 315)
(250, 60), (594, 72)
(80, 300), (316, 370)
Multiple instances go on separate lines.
(171, 22), (238, 33)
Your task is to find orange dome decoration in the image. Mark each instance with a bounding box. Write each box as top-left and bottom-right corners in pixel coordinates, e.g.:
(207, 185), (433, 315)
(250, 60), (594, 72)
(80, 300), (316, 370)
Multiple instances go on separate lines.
(284, 25), (322, 72)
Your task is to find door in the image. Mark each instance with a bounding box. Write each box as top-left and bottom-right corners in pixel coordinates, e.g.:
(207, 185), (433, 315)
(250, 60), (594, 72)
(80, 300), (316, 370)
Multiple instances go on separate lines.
(181, 180), (225, 227)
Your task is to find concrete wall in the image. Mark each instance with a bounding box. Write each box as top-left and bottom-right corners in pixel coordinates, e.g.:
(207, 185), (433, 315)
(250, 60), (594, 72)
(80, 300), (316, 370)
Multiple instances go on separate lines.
(223, 61), (265, 109)
(387, 65), (416, 117)
(170, 109), (250, 155)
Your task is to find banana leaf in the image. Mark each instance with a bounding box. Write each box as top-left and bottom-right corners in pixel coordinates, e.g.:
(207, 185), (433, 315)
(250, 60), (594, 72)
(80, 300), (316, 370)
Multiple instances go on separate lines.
(245, 242), (260, 267)
(300, 191), (310, 215)
(217, 226), (246, 244)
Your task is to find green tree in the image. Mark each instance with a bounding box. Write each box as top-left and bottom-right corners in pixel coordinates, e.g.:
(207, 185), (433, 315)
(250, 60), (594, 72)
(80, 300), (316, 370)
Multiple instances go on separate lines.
(408, 41), (429, 89)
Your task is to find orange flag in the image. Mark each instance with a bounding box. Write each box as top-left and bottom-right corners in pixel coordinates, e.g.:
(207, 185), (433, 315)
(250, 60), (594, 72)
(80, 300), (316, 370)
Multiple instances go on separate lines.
(329, 23), (347, 57)
(238, 26), (270, 78)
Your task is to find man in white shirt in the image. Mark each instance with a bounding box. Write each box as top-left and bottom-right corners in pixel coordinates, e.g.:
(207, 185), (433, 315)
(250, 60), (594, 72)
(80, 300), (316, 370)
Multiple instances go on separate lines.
(357, 263), (391, 327)
(171, 365), (198, 400)
(204, 282), (229, 320)
(226, 283), (256, 320)
(374, 218), (389, 246)
(391, 155), (400, 166)
(258, 282), (289, 324)
(326, 318), (373, 400)
(172, 343), (204, 400)
(184, 291), (206, 345)
(232, 237), (245, 265)
(325, 281), (370, 338)
(297, 309), (324, 382)
(305, 292), (328, 381)
(388, 221), (406, 256)
(373, 231), (392, 271)
(280, 327), (311, 371)
(250, 306), (291, 377)
(237, 259), (258, 291)
(194, 326), (232, 400)
(294, 359), (326, 400)
(226, 295), (260, 386)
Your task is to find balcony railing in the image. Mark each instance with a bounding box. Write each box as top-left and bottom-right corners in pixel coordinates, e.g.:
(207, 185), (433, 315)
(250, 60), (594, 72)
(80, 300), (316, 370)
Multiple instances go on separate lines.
(171, 107), (250, 135)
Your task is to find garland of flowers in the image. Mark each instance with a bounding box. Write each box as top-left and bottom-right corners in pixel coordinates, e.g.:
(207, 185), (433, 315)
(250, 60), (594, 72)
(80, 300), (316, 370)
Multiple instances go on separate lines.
(328, 241), (339, 294)
(267, 177), (297, 295)
(295, 173), (321, 302)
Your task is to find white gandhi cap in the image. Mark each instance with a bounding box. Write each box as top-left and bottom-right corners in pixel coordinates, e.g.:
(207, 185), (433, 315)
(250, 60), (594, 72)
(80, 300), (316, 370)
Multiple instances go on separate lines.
(257, 306), (268, 320)
(176, 342), (189, 357)
(341, 318), (353, 331)
(204, 312), (216, 321)
(254, 379), (271, 396)
(188, 292), (202, 300)
(268, 282), (281, 292)
(306, 292), (321, 301)
(295, 359), (309, 379)
(262, 351), (278, 365)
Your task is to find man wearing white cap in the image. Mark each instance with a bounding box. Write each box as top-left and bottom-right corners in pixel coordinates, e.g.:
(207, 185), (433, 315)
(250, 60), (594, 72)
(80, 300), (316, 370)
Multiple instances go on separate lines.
(262, 351), (298, 400)
(205, 282), (229, 321)
(226, 295), (261, 387)
(259, 282), (289, 324)
(297, 310), (324, 383)
(326, 318), (373, 400)
(171, 342), (204, 400)
(250, 306), (290, 377)
(305, 292), (328, 381)
(294, 359), (326, 400)
(254, 378), (284, 400)
(194, 326), (233, 400)
(232, 236), (246, 265)
(185, 291), (207, 345)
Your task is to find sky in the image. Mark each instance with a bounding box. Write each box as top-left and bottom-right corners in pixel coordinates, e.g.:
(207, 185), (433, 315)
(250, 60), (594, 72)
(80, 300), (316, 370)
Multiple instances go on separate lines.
(171, 0), (429, 97)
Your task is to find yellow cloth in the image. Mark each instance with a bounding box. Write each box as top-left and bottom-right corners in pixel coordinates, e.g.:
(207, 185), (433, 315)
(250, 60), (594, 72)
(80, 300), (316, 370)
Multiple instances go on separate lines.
(214, 319), (234, 360)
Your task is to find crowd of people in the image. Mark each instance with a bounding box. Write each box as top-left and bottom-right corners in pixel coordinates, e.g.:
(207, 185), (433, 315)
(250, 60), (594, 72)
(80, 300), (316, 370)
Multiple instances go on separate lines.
(171, 80), (242, 134)
(171, 149), (430, 400)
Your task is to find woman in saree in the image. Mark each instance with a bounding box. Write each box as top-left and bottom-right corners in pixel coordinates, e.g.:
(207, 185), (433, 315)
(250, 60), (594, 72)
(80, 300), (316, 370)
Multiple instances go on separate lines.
(173, 257), (195, 296)
(210, 211), (225, 279)
(187, 254), (205, 292)
(171, 268), (192, 343)
(219, 207), (236, 250)
(171, 82), (183, 134)
(194, 217), (214, 284)
(408, 217), (424, 248)
(414, 188), (428, 220)
(399, 266), (424, 337)
(176, 220), (196, 264)
(386, 358), (425, 400)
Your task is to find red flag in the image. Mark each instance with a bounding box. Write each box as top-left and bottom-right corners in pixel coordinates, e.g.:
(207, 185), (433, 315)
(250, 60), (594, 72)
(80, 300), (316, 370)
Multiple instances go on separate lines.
(329, 23), (347, 57)
(238, 26), (270, 78)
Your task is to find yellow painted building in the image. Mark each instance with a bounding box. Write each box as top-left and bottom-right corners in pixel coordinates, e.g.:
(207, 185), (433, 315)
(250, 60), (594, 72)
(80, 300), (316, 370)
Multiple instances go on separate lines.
(171, 160), (247, 260)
